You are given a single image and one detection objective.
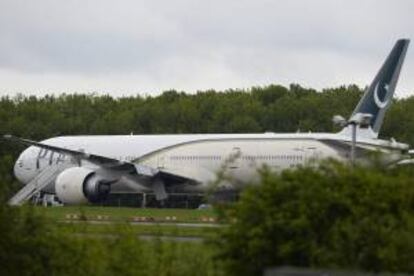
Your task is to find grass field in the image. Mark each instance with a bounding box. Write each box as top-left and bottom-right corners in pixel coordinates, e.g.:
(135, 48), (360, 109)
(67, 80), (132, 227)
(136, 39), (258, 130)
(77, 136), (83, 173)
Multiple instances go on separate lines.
(56, 222), (221, 239)
(36, 206), (217, 222)
(36, 206), (221, 239)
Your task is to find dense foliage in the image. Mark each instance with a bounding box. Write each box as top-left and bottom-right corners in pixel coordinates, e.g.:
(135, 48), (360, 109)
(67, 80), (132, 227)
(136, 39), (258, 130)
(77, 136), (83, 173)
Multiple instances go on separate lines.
(0, 190), (222, 275)
(215, 161), (414, 275)
(0, 213), (222, 275)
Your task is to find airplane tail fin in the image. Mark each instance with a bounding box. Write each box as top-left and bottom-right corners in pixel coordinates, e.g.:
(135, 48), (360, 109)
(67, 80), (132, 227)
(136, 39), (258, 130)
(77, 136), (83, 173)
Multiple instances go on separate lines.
(346, 39), (410, 137)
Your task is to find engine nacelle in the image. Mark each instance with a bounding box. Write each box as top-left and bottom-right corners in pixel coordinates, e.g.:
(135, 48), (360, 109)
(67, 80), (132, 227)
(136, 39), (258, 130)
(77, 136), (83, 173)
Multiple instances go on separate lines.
(55, 167), (111, 205)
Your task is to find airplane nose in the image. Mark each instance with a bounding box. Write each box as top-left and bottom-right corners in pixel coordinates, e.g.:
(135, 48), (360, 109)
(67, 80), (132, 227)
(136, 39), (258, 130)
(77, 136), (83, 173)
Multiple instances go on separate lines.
(13, 156), (28, 184)
(13, 148), (36, 184)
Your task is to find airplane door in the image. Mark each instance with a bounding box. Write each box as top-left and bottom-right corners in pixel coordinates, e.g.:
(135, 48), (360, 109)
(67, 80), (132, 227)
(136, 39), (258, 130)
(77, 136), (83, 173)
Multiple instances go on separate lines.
(228, 147), (242, 169)
(157, 154), (165, 169)
(305, 146), (321, 162)
(36, 148), (49, 170)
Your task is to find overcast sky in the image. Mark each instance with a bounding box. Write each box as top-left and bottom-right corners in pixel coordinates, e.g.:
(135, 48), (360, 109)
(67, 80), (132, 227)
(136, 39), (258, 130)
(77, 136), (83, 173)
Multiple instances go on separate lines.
(0, 0), (413, 97)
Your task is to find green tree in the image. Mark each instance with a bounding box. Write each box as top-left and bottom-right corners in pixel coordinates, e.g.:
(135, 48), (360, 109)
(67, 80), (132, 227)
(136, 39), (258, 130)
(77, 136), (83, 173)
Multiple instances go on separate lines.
(215, 161), (414, 275)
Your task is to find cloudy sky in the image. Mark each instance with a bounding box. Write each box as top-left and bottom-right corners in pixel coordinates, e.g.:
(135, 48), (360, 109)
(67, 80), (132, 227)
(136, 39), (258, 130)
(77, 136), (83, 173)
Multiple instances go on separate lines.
(0, 0), (413, 97)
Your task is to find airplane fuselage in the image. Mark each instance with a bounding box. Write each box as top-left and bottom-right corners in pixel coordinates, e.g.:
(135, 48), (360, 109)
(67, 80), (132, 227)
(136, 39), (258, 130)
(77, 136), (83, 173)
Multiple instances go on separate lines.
(14, 132), (408, 195)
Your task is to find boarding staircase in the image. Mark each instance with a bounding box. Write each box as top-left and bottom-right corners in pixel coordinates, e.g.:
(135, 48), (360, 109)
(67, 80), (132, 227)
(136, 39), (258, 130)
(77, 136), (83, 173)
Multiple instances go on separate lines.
(9, 163), (74, 206)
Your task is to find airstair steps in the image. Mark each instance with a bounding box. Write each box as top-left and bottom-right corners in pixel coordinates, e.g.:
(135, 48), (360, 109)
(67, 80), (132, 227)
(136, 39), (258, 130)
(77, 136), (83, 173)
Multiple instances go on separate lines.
(9, 163), (74, 206)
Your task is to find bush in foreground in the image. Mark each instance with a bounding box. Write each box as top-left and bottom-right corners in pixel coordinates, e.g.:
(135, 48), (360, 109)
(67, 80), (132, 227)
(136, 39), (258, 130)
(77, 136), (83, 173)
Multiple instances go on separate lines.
(0, 201), (221, 275)
(0, 205), (222, 276)
(215, 161), (414, 275)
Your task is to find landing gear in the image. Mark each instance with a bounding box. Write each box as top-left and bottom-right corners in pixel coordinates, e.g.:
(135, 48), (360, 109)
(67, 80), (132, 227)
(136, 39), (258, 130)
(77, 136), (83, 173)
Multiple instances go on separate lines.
(152, 177), (168, 201)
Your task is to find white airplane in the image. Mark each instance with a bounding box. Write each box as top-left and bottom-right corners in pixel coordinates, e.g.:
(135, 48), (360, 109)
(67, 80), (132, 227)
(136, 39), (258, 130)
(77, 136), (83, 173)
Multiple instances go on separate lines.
(5, 39), (410, 206)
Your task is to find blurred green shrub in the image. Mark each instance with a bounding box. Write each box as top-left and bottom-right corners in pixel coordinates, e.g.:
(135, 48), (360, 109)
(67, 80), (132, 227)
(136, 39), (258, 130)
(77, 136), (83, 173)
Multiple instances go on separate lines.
(215, 161), (414, 275)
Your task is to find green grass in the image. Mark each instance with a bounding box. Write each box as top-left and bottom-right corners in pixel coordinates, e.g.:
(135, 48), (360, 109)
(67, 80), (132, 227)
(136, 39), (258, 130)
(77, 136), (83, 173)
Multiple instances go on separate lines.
(35, 206), (220, 239)
(55, 221), (221, 239)
(36, 206), (217, 223)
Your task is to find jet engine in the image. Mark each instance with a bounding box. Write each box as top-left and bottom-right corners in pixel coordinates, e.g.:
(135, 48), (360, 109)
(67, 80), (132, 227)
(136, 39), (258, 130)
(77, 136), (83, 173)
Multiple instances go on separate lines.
(55, 167), (111, 205)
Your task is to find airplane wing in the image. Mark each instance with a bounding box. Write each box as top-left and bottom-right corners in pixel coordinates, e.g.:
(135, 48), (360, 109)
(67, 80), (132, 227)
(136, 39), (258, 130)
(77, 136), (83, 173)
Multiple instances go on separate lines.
(4, 135), (197, 185)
